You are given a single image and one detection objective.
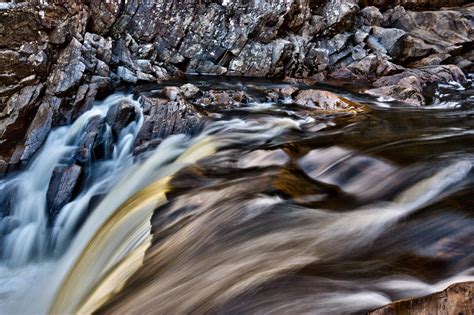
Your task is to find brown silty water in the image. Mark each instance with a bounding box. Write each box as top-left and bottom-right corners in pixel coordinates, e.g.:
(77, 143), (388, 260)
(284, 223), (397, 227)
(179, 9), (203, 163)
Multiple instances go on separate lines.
(97, 77), (474, 314)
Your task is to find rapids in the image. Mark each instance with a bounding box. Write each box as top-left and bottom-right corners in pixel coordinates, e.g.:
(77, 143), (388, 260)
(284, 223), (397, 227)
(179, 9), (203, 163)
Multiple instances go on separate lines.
(0, 76), (473, 314)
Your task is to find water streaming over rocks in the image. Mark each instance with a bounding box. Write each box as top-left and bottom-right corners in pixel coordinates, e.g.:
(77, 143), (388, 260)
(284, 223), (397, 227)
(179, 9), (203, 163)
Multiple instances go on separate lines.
(1, 77), (474, 314)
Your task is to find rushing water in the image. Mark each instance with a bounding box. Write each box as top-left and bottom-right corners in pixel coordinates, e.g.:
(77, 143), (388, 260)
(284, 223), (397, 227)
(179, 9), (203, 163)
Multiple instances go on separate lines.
(0, 76), (473, 314)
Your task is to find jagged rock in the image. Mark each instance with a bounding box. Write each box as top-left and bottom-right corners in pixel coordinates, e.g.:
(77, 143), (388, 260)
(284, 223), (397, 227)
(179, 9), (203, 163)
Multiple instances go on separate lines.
(88, 0), (121, 35)
(366, 85), (425, 106)
(366, 64), (467, 105)
(136, 71), (156, 82)
(358, 6), (384, 26)
(112, 39), (134, 69)
(374, 65), (467, 89)
(180, 84), (201, 99)
(116, 66), (137, 83)
(0, 0), (472, 178)
(47, 164), (83, 219)
(12, 99), (55, 164)
(75, 115), (109, 163)
(363, 0), (469, 10)
(134, 96), (202, 154)
(134, 60), (153, 73)
(48, 38), (86, 96)
(369, 282), (474, 315)
(105, 100), (137, 138)
(370, 27), (407, 56)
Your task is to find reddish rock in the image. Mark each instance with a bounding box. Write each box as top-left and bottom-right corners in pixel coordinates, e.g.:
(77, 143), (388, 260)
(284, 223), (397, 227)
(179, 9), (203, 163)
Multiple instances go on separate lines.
(294, 89), (367, 113)
(369, 282), (474, 315)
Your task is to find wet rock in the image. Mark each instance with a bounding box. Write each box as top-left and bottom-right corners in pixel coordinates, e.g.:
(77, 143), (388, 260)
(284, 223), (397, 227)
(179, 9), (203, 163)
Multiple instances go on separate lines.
(163, 87), (180, 101)
(369, 282), (474, 315)
(366, 64), (467, 105)
(366, 85), (425, 106)
(278, 87), (299, 99)
(47, 164), (83, 218)
(0, 160), (8, 178)
(298, 146), (400, 200)
(13, 100), (55, 164)
(116, 66), (137, 83)
(294, 89), (365, 113)
(105, 100), (137, 138)
(0, 0), (473, 178)
(134, 96), (202, 154)
(180, 84), (200, 99)
(75, 115), (109, 163)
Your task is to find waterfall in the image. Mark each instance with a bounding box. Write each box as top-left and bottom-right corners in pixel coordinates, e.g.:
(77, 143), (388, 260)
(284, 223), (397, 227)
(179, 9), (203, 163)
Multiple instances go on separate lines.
(0, 94), (143, 265)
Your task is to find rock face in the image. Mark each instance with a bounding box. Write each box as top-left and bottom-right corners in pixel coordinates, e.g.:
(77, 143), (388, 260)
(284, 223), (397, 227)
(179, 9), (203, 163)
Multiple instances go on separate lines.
(369, 282), (474, 315)
(0, 0), (473, 176)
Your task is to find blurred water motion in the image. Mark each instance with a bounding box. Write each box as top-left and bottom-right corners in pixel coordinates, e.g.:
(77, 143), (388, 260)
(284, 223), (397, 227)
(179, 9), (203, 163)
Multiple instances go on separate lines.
(1, 78), (474, 314)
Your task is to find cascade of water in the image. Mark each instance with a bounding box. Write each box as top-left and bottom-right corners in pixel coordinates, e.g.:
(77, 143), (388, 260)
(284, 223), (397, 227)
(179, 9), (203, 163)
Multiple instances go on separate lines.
(0, 93), (143, 266)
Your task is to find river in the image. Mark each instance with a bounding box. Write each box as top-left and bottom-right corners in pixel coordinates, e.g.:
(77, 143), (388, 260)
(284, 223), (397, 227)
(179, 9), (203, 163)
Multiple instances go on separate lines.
(0, 76), (473, 314)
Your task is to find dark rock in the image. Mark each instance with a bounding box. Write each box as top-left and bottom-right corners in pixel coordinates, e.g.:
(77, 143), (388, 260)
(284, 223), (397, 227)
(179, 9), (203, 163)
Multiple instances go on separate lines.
(112, 39), (135, 69)
(75, 115), (109, 163)
(134, 96), (202, 152)
(0, 0), (473, 177)
(13, 99), (55, 164)
(106, 100), (137, 139)
(369, 282), (474, 315)
(47, 164), (83, 219)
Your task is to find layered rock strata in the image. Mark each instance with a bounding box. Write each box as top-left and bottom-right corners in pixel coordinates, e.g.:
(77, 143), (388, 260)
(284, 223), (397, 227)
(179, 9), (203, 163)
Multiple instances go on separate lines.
(0, 0), (472, 176)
